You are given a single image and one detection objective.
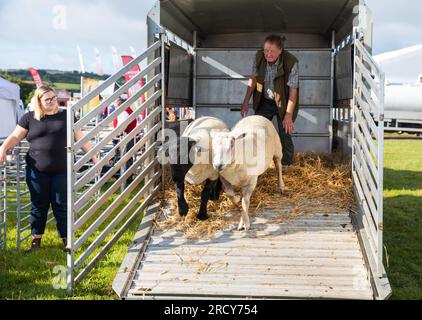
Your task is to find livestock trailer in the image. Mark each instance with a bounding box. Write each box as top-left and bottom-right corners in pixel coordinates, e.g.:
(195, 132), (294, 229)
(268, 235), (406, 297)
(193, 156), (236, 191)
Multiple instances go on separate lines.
(1, 0), (390, 299)
(110, 0), (390, 300)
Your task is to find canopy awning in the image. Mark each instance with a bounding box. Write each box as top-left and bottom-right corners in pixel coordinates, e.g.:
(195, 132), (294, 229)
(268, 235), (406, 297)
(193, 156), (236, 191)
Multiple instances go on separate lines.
(0, 76), (20, 102)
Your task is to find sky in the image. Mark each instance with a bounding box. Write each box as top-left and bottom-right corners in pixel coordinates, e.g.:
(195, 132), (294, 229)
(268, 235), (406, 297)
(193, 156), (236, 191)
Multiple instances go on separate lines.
(0, 0), (421, 75)
(0, 0), (157, 73)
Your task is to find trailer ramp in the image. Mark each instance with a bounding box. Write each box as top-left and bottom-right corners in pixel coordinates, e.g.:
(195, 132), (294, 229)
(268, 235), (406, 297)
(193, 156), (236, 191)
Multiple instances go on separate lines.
(113, 202), (374, 300)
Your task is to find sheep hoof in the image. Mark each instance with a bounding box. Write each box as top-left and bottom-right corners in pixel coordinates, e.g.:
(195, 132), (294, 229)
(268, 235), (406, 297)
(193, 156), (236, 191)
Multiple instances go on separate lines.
(237, 223), (250, 231)
(237, 226), (250, 231)
(197, 213), (208, 221)
(277, 188), (283, 194)
(178, 203), (189, 216)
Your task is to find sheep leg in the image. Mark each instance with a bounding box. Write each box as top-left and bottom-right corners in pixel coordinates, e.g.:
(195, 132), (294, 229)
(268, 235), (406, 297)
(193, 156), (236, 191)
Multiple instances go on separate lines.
(197, 179), (217, 221)
(220, 176), (240, 205)
(175, 180), (189, 216)
(238, 178), (257, 231)
(209, 178), (222, 201)
(273, 155), (285, 193)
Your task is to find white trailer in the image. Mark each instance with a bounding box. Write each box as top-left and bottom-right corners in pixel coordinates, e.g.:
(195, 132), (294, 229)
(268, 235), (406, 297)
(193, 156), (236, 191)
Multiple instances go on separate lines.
(373, 44), (422, 133)
(383, 84), (422, 134)
(1, 0), (389, 299)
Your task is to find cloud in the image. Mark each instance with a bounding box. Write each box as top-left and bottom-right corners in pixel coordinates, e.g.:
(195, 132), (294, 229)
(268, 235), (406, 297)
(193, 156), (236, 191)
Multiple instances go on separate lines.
(48, 53), (69, 65)
(365, 0), (422, 54)
(0, 0), (156, 72)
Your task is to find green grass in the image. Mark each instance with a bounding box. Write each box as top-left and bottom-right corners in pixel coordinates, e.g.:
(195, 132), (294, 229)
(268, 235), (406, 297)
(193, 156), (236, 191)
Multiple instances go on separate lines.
(53, 82), (80, 91)
(0, 180), (146, 300)
(383, 139), (422, 300)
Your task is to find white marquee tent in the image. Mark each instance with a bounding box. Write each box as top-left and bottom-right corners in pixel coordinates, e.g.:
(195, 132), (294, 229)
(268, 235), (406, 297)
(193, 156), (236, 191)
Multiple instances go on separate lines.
(374, 44), (422, 84)
(0, 76), (24, 139)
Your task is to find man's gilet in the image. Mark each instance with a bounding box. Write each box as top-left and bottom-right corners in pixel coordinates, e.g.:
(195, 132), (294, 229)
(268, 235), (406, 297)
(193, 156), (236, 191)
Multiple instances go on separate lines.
(253, 50), (300, 121)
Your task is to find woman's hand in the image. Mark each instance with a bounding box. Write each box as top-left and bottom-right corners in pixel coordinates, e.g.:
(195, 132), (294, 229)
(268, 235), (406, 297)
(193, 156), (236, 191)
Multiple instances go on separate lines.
(93, 156), (103, 175)
(0, 125), (27, 165)
(75, 129), (103, 175)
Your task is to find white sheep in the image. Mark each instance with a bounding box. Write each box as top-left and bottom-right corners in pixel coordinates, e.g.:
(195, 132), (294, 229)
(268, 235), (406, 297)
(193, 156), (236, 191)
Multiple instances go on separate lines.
(167, 116), (229, 220)
(211, 115), (284, 230)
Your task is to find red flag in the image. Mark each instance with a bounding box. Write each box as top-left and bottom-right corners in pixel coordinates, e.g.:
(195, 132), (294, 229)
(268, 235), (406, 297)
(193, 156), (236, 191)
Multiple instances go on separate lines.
(121, 55), (146, 119)
(94, 48), (104, 76)
(28, 67), (43, 88)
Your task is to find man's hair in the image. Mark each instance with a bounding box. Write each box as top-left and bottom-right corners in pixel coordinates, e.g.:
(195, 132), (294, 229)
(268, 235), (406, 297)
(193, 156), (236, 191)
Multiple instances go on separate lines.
(264, 34), (287, 50)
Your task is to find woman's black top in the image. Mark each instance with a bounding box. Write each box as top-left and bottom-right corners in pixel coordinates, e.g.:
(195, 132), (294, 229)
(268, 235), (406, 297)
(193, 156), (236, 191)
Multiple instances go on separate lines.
(18, 111), (67, 174)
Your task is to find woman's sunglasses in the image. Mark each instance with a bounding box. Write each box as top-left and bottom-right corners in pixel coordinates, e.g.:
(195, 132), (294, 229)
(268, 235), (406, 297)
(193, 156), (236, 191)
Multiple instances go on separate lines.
(42, 96), (58, 104)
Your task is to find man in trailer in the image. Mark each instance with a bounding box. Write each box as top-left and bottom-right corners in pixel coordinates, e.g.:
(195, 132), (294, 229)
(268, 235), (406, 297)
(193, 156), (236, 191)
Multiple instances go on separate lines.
(241, 34), (299, 166)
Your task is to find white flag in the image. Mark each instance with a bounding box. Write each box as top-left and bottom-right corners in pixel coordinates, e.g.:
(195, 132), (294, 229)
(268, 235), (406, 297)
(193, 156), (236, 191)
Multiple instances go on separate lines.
(94, 47), (104, 76)
(111, 46), (120, 73)
(76, 45), (85, 74)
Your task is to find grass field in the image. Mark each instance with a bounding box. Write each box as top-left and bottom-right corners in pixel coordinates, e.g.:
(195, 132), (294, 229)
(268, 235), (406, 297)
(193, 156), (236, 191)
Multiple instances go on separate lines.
(0, 138), (421, 300)
(0, 181), (145, 300)
(383, 139), (422, 299)
(53, 82), (80, 91)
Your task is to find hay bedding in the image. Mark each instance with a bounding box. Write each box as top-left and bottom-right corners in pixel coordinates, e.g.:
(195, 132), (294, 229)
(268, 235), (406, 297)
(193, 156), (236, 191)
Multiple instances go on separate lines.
(156, 152), (354, 239)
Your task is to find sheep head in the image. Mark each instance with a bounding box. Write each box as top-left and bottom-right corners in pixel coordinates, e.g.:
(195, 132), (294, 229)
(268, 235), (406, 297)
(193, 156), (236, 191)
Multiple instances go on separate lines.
(211, 130), (248, 172)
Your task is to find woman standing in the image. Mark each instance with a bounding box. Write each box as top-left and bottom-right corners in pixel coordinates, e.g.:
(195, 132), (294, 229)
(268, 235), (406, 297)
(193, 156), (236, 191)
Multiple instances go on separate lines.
(0, 85), (98, 252)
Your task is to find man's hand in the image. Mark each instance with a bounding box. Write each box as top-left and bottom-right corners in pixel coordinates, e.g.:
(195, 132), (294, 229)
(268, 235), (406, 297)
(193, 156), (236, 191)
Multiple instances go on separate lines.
(283, 112), (294, 135)
(240, 76), (256, 118)
(240, 102), (249, 118)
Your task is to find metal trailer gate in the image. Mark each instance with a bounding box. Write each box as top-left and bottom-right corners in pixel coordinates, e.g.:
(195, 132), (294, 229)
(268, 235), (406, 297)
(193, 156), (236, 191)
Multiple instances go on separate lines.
(332, 34), (390, 298)
(351, 38), (390, 297)
(65, 38), (165, 294)
(0, 160), (6, 249)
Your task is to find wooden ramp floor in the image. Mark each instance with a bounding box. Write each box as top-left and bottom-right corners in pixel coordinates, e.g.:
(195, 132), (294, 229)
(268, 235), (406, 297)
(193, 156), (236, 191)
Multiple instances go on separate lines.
(115, 205), (374, 300)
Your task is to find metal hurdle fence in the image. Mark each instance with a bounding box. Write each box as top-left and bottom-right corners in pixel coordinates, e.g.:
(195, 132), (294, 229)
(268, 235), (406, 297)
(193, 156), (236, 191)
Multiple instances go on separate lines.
(66, 37), (166, 294)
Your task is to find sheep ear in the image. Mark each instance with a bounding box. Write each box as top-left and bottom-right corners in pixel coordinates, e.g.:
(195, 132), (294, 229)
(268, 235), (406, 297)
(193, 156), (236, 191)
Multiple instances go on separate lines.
(233, 132), (248, 140)
(186, 136), (198, 147)
(188, 137), (198, 143)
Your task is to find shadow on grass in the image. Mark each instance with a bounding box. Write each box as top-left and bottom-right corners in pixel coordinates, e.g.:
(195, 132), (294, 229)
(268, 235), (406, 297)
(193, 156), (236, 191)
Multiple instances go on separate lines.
(384, 165), (422, 298)
(383, 195), (422, 300)
(384, 168), (422, 191)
